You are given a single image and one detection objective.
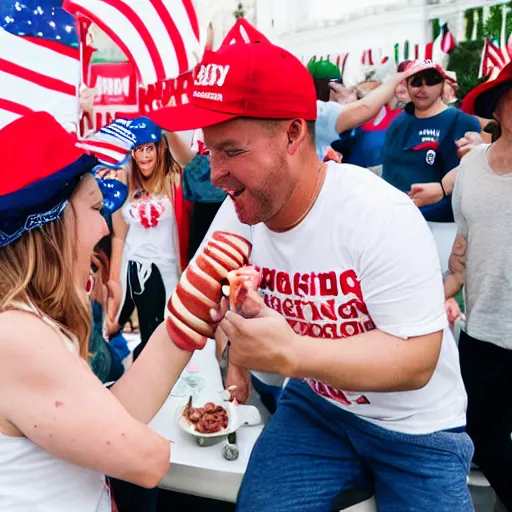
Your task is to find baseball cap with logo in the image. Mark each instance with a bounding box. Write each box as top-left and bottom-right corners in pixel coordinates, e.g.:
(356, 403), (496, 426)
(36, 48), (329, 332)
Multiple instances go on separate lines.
(149, 42), (317, 132)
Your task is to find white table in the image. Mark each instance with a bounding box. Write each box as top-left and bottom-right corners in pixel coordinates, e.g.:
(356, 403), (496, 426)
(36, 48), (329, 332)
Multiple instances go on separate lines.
(149, 340), (266, 503)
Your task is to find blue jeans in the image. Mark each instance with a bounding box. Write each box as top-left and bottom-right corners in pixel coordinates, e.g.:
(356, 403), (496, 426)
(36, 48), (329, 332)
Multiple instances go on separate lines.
(237, 379), (474, 512)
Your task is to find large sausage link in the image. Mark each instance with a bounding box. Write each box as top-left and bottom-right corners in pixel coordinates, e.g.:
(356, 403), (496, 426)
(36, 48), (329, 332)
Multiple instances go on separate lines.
(165, 231), (252, 351)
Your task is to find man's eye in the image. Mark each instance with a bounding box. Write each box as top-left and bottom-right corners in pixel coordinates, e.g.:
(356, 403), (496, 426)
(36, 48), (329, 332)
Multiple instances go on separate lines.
(226, 150), (244, 157)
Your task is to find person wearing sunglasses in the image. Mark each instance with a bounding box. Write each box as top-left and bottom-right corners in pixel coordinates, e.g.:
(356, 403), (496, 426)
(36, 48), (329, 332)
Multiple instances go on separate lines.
(381, 61), (480, 274)
(382, 60), (480, 225)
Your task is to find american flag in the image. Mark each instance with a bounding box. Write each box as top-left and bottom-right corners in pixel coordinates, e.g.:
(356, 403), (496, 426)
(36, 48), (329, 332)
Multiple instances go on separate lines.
(479, 38), (508, 78)
(63, 0), (201, 86)
(479, 5), (512, 78)
(0, 27), (80, 130)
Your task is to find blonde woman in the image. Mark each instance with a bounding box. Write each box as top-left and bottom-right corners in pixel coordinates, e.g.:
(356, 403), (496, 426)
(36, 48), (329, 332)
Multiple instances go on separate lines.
(0, 112), (192, 511)
(109, 117), (189, 362)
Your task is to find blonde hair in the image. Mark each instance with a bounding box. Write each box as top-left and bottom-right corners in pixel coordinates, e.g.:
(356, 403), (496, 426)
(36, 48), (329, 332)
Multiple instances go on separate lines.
(129, 138), (181, 200)
(0, 205), (92, 360)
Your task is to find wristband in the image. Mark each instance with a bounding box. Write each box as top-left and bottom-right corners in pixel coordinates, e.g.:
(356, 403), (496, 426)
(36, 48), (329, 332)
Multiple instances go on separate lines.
(440, 181), (447, 198)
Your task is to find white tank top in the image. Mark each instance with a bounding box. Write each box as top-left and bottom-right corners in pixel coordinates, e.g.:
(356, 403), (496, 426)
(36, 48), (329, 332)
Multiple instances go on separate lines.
(0, 303), (112, 512)
(121, 193), (179, 295)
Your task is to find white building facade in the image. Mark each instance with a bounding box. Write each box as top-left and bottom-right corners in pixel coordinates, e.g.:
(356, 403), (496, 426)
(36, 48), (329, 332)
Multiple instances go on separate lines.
(190, 0), (508, 83)
(252, 0), (508, 58)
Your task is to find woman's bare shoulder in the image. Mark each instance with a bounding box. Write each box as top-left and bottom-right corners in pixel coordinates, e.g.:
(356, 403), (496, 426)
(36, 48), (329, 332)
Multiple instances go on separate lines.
(0, 310), (63, 356)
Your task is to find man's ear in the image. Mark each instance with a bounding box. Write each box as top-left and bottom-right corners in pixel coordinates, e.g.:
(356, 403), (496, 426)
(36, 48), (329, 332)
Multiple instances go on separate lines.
(286, 119), (308, 155)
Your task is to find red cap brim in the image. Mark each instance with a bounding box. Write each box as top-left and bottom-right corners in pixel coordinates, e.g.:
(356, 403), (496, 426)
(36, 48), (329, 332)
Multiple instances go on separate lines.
(149, 104), (237, 132)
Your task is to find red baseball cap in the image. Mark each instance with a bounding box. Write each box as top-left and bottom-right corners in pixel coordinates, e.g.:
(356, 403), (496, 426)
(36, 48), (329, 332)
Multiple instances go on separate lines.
(149, 42), (317, 132)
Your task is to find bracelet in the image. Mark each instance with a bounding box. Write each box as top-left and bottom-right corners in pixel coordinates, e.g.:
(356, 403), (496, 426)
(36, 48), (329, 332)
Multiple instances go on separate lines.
(440, 181), (447, 198)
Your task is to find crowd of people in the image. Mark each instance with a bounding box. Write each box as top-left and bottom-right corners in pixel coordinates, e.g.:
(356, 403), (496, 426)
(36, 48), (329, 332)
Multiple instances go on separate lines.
(1, 18), (512, 512)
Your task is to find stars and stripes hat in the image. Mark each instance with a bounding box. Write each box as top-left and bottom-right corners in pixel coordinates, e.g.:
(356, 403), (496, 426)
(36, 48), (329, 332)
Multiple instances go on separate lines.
(76, 117), (162, 168)
(149, 41), (318, 132)
(0, 111), (126, 248)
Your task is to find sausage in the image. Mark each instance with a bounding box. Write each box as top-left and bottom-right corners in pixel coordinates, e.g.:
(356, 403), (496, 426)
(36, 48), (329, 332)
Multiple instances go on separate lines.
(166, 231), (252, 351)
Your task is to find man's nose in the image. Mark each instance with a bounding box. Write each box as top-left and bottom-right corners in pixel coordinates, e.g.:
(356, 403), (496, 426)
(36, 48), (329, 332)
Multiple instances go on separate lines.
(210, 162), (229, 187)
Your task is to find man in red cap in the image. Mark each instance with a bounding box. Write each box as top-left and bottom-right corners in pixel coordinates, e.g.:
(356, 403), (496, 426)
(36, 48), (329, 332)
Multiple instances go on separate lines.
(150, 43), (472, 511)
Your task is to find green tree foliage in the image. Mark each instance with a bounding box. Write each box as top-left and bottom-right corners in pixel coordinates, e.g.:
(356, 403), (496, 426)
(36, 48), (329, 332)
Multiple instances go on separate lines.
(483, 3), (512, 40)
(465, 9), (475, 41)
(432, 18), (441, 40)
(476, 8), (485, 39)
(448, 40), (486, 98)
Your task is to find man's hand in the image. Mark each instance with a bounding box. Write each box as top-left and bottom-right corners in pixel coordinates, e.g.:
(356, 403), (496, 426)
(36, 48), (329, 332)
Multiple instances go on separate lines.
(219, 305), (297, 376)
(225, 363), (251, 404)
(455, 132), (484, 159)
(445, 297), (465, 327)
(409, 182), (444, 207)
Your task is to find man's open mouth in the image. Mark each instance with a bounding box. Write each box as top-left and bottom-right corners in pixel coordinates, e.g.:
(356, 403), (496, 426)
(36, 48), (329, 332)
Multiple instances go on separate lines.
(228, 188), (245, 198)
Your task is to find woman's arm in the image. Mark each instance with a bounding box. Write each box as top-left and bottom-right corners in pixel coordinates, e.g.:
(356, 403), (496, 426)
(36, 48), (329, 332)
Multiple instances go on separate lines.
(109, 322), (192, 423)
(108, 209), (129, 322)
(0, 312), (170, 488)
(164, 131), (196, 168)
(109, 209), (128, 283)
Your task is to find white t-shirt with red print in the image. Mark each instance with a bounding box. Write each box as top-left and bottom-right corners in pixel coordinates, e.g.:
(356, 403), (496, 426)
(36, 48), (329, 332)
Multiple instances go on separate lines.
(205, 162), (467, 435)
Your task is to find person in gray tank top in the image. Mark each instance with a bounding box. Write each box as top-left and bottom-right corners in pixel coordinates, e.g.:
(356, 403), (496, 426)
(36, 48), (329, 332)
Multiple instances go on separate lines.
(445, 62), (512, 509)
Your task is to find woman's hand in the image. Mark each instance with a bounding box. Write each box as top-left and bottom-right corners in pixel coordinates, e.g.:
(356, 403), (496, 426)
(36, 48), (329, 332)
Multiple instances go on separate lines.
(445, 297), (465, 327)
(409, 182), (444, 207)
(79, 86), (96, 116)
(455, 132), (484, 159)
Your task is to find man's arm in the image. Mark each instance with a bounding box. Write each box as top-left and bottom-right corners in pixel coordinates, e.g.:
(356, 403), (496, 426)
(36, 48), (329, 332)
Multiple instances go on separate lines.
(222, 307), (442, 392)
(292, 329), (441, 392)
(444, 233), (467, 299)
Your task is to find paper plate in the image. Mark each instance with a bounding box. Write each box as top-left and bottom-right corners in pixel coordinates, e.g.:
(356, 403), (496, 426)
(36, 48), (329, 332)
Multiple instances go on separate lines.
(177, 400), (261, 439)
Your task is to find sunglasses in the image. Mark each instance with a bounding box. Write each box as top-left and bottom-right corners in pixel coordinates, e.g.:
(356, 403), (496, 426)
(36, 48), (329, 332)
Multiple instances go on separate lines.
(408, 70), (444, 88)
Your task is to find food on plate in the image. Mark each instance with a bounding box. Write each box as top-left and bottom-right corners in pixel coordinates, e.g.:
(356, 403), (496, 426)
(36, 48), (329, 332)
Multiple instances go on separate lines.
(166, 231), (252, 352)
(182, 401), (229, 434)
